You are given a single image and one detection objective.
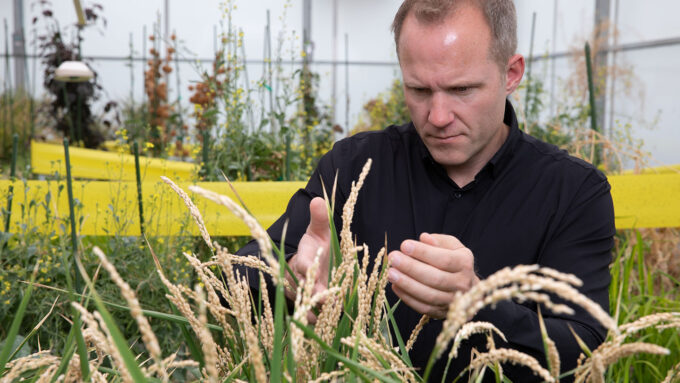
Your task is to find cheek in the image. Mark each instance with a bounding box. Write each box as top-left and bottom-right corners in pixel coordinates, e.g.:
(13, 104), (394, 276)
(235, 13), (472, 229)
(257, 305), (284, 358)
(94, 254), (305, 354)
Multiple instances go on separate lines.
(404, 95), (426, 120)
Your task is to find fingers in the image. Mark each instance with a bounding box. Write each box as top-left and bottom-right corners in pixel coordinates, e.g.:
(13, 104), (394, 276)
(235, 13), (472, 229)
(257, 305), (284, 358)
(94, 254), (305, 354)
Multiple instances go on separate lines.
(388, 267), (454, 307)
(420, 232), (464, 250)
(399, 234), (473, 274)
(391, 283), (448, 319)
(389, 250), (473, 291)
(387, 233), (480, 318)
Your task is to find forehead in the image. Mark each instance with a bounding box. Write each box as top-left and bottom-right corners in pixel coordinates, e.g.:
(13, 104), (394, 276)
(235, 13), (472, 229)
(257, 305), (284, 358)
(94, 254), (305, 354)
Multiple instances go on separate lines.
(398, 4), (492, 54)
(398, 5), (495, 80)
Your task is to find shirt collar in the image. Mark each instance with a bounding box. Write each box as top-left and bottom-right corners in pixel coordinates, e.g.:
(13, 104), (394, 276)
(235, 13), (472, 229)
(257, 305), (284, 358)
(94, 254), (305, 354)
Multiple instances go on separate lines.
(417, 99), (521, 179)
(487, 99), (520, 178)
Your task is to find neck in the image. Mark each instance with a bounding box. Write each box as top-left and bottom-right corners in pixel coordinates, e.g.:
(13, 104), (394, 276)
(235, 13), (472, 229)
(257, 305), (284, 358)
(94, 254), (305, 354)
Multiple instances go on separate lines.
(446, 123), (510, 187)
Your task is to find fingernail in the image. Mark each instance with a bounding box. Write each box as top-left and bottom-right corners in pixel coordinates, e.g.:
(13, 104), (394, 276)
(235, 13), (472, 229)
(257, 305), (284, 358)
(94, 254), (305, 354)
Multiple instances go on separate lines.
(402, 241), (414, 255)
(388, 268), (400, 283)
(390, 253), (401, 267)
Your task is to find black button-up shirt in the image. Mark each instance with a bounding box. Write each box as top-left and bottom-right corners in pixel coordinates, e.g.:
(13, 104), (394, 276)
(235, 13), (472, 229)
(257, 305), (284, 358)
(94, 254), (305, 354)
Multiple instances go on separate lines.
(236, 100), (615, 381)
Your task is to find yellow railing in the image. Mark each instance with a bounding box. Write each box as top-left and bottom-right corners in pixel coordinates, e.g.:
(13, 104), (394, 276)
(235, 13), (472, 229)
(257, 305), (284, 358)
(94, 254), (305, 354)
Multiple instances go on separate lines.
(1, 173), (679, 236)
(608, 173), (680, 229)
(1, 180), (305, 236)
(31, 141), (198, 181)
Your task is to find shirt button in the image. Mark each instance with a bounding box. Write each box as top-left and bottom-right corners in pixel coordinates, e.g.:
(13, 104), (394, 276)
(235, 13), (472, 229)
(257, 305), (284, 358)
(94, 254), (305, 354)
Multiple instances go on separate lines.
(454, 192), (462, 199)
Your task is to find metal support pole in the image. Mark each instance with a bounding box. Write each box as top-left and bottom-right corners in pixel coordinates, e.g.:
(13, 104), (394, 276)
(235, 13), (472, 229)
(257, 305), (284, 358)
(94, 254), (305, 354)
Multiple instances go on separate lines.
(331, 0), (338, 125)
(12, 0), (27, 93)
(63, 138), (81, 293)
(607, 0), (620, 139)
(523, 12), (537, 125)
(344, 33), (349, 136)
(164, 0), (170, 94)
(129, 32), (134, 107)
(549, 0), (559, 116)
(4, 19), (15, 142)
(594, 0), (611, 136)
(266, 10), (275, 133)
(302, 0), (313, 62)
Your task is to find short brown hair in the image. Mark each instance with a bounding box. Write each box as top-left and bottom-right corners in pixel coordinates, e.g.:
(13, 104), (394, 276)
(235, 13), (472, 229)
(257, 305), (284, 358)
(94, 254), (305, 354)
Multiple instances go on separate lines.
(391, 0), (517, 67)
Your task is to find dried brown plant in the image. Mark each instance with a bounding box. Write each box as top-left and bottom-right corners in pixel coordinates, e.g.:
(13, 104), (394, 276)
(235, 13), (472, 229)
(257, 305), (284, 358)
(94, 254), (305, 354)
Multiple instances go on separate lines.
(469, 348), (554, 383)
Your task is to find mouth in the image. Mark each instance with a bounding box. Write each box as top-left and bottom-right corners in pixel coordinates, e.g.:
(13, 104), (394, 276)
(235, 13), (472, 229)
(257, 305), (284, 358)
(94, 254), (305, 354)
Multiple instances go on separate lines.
(429, 133), (463, 143)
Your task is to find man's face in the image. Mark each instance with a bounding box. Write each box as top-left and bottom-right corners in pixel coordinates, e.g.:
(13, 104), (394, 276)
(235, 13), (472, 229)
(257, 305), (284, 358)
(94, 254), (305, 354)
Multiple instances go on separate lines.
(398, 5), (523, 179)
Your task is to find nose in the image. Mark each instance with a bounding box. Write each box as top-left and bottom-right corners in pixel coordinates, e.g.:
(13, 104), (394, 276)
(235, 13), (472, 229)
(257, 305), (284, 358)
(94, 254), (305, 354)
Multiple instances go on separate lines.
(427, 92), (454, 128)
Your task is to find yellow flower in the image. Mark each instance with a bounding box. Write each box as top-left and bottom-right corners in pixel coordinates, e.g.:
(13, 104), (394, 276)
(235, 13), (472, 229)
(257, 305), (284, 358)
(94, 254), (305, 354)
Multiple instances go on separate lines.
(145, 142), (155, 149)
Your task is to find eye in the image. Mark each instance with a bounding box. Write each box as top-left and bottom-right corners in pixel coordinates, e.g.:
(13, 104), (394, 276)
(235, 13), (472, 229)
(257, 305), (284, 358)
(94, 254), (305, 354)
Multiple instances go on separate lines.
(452, 86), (471, 93)
(410, 87), (430, 95)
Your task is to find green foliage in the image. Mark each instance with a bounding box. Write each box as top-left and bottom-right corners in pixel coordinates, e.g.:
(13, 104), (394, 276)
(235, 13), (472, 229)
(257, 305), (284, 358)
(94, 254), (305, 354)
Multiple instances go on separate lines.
(352, 78), (411, 135)
(0, 94), (35, 165)
(606, 230), (680, 381)
(191, 34), (335, 181)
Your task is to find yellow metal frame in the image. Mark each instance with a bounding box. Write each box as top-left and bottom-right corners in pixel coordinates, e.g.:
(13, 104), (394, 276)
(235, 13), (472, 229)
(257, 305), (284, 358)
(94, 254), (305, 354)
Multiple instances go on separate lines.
(31, 141), (198, 181)
(1, 174), (678, 236)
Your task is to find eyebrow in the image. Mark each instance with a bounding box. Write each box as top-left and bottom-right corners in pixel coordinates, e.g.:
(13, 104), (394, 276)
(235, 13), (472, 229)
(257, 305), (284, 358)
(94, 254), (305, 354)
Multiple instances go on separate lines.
(403, 82), (484, 89)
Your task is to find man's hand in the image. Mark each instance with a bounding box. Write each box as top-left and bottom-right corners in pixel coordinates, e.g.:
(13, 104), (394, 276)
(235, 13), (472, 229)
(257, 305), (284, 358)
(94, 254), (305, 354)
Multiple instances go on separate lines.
(285, 197), (331, 321)
(388, 233), (480, 319)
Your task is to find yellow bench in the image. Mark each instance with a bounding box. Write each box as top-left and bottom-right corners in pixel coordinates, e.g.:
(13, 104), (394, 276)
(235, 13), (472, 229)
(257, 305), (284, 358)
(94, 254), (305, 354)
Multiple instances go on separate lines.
(1, 173), (678, 236)
(31, 140), (198, 181)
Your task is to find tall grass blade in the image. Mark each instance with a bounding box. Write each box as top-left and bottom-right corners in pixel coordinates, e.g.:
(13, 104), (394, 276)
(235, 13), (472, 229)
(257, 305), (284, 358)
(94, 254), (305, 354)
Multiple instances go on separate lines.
(49, 329), (76, 383)
(384, 299), (412, 367)
(0, 264), (38, 375)
(7, 297), (58, 362)
(145, 235), (206, 369)
(270, 235), (288, 383)
(75, 256), (148, 382)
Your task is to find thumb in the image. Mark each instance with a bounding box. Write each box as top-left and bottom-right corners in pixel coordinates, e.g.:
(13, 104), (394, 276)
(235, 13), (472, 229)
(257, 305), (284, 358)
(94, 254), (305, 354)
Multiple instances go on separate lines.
(307, 197), (330, 238)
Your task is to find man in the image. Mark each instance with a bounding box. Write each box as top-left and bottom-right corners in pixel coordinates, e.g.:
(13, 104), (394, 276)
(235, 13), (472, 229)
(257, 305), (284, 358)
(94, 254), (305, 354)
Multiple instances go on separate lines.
(236, 0), (614, 380)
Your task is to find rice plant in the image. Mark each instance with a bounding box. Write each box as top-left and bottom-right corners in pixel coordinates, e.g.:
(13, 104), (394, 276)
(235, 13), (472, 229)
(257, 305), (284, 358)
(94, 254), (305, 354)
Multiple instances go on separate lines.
(1, 160), (678, 382)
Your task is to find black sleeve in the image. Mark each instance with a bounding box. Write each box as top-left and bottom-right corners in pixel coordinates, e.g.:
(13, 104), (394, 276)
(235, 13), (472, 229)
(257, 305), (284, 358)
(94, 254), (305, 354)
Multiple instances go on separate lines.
(474, 172), (615, 380)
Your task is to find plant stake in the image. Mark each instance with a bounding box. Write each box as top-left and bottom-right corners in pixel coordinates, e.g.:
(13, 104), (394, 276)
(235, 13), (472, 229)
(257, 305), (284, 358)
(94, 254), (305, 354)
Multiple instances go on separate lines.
(63, 137), (81, 292)
(133, 141), (146, 236)
(585, 42), (601, 167)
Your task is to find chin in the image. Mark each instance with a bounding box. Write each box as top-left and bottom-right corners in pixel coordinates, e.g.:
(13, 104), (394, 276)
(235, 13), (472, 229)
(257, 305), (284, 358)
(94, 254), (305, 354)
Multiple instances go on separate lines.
(432, 153), (468, 168)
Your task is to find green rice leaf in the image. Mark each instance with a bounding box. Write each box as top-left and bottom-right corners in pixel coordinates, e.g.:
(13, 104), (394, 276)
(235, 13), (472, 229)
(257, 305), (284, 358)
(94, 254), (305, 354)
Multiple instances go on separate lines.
(0, 264), (38, 375)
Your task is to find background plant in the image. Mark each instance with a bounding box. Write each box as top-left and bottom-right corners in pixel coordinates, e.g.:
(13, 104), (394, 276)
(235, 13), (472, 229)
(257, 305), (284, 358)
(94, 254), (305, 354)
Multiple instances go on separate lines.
(34, 0), (119, 149)
(1, 168), (678, 382)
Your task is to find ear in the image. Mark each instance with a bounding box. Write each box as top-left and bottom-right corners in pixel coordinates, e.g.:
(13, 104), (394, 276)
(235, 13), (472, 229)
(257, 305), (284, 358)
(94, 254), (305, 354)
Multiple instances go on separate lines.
(504, 54), (525, 95)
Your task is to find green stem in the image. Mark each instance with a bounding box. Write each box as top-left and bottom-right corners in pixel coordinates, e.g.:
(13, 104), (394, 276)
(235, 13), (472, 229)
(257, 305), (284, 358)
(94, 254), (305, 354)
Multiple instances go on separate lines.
(62, 85), (75, 142)
(584, 42), (601, 167)
(284, 131), (291, 181)
(202, 129), (210, 180)
(133, 142), (145, 236)
(63, 138), (80, 293)
(3, 134), (18, 234)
